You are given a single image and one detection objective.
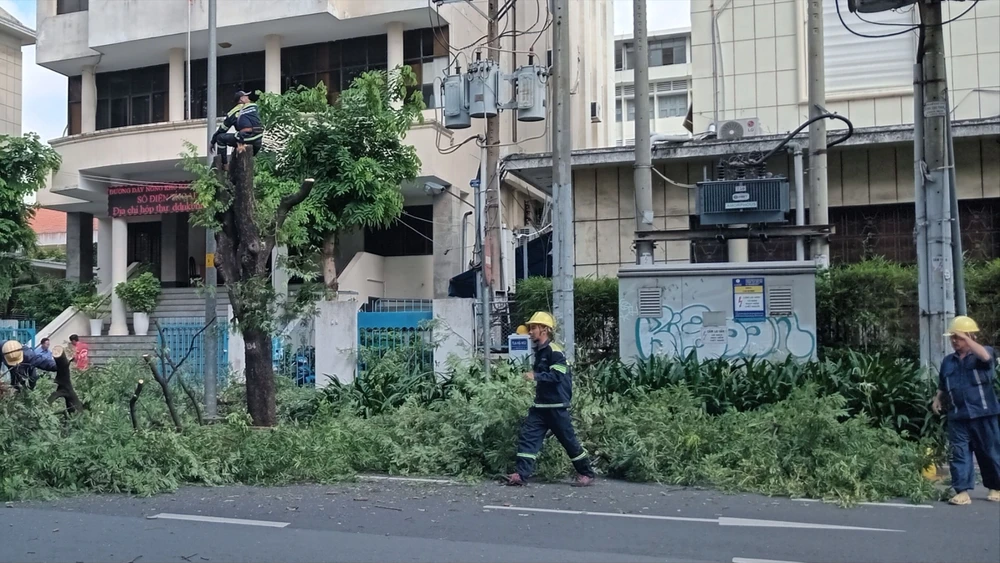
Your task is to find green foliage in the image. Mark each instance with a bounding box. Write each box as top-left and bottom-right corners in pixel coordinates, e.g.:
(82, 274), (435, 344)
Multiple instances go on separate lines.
(115, 272), (161, 314)
(10, 278), (95, 326)
(73, 291), (111, 319)
(514, 277), (619, 365)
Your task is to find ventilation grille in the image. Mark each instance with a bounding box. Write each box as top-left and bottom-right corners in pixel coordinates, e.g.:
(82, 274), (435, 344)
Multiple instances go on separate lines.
(768, 286), (794, 317)
(638, 287), (662, 317)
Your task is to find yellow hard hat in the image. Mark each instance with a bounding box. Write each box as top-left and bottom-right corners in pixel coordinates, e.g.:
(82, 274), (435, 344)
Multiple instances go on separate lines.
(2, 340), (24, 367)
(526, 311), (556, 329)
(515, 324), (529, 335)
(945, 315), (980, 336)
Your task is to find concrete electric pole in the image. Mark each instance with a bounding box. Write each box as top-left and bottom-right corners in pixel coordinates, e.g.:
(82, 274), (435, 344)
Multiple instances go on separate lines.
(807, 0), (829, 268)
(551, 0), (575, 360)
(632, 0), (655, 266)
(484, 0), (502, 297)
(916, 0), (956, 369)
(203, 0), (219, 418)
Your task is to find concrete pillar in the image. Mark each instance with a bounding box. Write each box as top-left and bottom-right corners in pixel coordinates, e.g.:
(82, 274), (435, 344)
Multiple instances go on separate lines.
(168, 48), (186, 121)
(432, 191), (462, 298)
(265, 35), (282, 94)
(160, 214), (189, 287)
(81, 65), (97, 133)
(109, 218), (129, 336)
(37, 0), (56, 20)
(387, 22), (404, 108)
(97, 218), (113, 291)
(65, 213), (94, 283)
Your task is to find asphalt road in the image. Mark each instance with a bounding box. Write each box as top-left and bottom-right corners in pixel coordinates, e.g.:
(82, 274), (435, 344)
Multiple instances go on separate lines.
(2, 478), (998, 563)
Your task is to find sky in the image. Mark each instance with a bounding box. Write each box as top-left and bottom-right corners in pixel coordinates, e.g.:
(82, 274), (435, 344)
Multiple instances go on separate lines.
(3, 0), (689, 145)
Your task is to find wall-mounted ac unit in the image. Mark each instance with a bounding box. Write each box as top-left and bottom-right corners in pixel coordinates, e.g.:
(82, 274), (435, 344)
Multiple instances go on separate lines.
(696, 177), (790, 226)
(590, 101), (602, 123)
(715, 117), (763, 140)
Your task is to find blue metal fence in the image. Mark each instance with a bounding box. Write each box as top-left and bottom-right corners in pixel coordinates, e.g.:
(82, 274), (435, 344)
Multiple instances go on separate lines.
(357, 308), (434, 375)
(157, 317), (229, 388)
(0, 320), (36, 348)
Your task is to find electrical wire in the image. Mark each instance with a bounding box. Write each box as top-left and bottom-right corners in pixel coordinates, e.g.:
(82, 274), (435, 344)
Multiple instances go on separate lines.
(834, 0), (981, 40)
(748, 113), (855, 166)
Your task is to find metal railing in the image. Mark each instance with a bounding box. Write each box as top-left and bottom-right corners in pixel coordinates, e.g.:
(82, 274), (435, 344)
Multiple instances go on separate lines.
(0, 320), (36, 348)
(157, 317), (229, 387)
(357, 305), (434, 375)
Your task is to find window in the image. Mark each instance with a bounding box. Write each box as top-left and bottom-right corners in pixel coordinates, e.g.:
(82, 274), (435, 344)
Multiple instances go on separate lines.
(614, 45), (623, 71)
(823, 2), (915, 94)
(404, 27), (450, 109)
(67, 75), (82, 135)
(364, 205), (433, 257)
(190, 52), (265, 119)
(615, 99), (622, 122)
(618, 36), (687, 71)
(57, 0), (88, 15)
(625, 97), (653, 121)
(95, 65), (169, 130)
(280, 33), (404, 104)
(657, 94), (687, 118)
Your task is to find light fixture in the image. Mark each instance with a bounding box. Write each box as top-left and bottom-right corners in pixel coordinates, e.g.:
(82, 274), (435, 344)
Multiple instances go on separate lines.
(218, 42), (232, 49)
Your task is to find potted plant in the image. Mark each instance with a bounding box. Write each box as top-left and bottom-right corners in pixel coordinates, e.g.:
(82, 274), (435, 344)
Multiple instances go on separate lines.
(73, 293), (110, 337)
(115, 272), (161, 336)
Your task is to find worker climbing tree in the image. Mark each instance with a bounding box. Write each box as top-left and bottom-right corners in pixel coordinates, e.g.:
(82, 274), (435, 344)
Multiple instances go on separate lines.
(211, 89), (265, 169)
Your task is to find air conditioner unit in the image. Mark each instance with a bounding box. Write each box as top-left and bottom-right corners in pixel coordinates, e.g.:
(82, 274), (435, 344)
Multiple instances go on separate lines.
(696, 177), (790, 226)
(590, 101), (602, 123)
(715, 117), (762, 140)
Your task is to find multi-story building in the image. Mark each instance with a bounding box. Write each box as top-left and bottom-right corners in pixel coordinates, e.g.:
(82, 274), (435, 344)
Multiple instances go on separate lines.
(0, 5), (32, 136)
(32, 0), (613, 338)
(505, 0), (999, 274)
(613, 27), (692, 146)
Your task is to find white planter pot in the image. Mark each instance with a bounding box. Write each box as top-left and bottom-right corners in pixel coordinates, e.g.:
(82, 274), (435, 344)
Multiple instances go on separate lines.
(133, 312), (150, 336)
(89, 318), (103, 337)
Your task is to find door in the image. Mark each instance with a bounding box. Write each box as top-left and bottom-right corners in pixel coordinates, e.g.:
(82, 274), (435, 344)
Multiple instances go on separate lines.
(127, 222), (162, 279)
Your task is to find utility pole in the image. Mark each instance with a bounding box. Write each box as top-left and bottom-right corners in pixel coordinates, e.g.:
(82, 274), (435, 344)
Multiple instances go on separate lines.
(484, 0), (502, 294)
(203, 0), (218, 418)
(632, 0), (654, 266)
(806, 0), (829, 269)
(916, 0), (955, 369)
(477, 145), (491, 378)
(551, 0), (575, 360)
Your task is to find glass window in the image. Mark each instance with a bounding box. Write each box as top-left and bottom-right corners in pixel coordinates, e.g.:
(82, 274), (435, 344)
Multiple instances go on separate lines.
(648, 38), (686, 67)
(94, 65), (169, 130)
(625, 98), (653, 121)
(657, 93), (687, 118)
(403, 27), (449, 109)
(364, 205), (433, 257)
(614, 47), (623, 71)
(615, 99), (622, 122)
(56, 0), (88, 15)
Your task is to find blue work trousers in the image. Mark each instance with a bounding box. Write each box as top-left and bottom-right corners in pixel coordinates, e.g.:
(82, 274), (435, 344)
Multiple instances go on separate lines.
(514, 407), (595, 480)
(948, 415), (1000, 492)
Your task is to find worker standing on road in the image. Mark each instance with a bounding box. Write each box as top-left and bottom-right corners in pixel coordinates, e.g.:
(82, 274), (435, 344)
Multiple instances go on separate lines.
(211, 89), (265, 167)
(506, 312), (596, 487)
(932, 315), (1000, 505)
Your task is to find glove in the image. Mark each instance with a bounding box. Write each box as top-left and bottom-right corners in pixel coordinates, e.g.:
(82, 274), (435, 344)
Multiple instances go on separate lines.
(210, 131), (220, 145)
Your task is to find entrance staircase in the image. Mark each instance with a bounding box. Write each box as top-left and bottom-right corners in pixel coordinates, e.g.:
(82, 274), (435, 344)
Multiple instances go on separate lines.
(87, 287), (231, 368)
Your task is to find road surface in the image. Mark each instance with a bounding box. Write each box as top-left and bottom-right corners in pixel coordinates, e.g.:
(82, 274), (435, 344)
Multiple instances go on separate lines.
(3, 478), (998, 563)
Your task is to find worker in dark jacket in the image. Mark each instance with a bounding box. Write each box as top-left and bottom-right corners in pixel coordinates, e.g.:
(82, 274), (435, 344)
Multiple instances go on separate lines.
(3, 340), (57, 391)
(211, 90), (264, 165)
(932, 315), (1000, 505)
(506, 311), (596, 487)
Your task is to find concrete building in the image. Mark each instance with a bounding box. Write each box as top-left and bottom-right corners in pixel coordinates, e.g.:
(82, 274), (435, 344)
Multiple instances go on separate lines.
(32, 0), (614, 338)
(506, 0), (999, 273)
(0, 6), (33, 136)
(613, 27), (692, 146)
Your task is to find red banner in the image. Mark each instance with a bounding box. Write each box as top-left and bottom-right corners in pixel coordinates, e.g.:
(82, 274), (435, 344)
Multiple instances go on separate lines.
(107, 183), (202, 218)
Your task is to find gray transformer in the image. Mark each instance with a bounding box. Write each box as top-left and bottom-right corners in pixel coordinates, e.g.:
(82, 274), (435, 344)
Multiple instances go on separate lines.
(618, 261), (818, 364)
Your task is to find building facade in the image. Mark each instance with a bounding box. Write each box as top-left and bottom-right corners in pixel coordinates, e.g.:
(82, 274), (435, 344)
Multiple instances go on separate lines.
(0, 6), (32, 136)
(613, 27), (692, 146)
(32, 0), (613, 336)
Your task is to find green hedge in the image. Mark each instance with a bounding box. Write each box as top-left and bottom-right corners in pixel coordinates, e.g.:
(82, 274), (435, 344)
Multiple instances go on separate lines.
(516, 259), (1000, 359)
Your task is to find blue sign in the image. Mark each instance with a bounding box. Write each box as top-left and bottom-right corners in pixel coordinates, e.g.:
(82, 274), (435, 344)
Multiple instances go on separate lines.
(733, 277), (766, 320)
(470, 178), (481, 189)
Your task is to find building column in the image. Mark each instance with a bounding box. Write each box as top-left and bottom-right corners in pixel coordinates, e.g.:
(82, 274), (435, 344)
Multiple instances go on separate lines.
(65, 212), (94, 283)
(37, 0), (56, 21)
(265, 35), (281, 94)
(109, 218), (129, 336)
(387, 22), (404, 108)
(168, 48), (186, 121)
(97, 218), (113, 291)
(432, 191), (462, 298)
(81, 65), (97, 133)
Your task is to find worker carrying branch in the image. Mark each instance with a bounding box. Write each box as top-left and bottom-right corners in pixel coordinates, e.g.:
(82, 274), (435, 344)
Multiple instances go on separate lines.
(505, 312), (596, 487)
(211, 89), (264, 166)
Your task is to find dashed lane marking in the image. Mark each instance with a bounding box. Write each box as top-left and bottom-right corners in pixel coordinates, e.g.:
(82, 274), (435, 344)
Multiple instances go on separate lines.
(146, 513), (289, 528)
(733, 558), (806, 563)
(791, 498), (933, 509)
(483, 505), (717, 523)
(359, 475), (459, 485)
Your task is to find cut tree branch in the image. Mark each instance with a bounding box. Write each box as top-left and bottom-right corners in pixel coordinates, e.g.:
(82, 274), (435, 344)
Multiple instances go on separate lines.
(152, 320), (209, 425)
(129, 379), (145, 431)
(141, 354), (182, 432)
(48, 346), (84, 414)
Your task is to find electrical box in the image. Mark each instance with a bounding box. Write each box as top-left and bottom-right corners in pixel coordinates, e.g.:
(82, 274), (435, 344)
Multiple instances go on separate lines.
(515, 64), (548, 122)
(468, 60), (499, 119)
(618, 261), (818, 364)
(696, 178), (790, 226)
(508, 334), (532, 362)
(442, 73), (471, 130)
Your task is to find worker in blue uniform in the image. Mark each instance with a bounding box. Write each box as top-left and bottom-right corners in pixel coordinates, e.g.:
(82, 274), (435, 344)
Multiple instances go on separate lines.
(211, 89), (264, 167)
(2, 340), (57, 391)
(932, 315), (1000, 505)
(506, 311), (596, 487)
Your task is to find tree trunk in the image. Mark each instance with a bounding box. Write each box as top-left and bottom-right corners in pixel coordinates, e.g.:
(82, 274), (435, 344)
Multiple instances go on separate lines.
(322, 231), (339, 292)
(243, 327), (277, 426)
(49, 346), (84, 414)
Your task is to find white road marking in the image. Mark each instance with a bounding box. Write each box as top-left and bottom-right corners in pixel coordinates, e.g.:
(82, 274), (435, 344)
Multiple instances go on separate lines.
(733, 558), (806, 563)
(147, 513), (289, 528)
(482, 505), (717, 523)
(359, 475), (458, 485)
(791, 498), (933, 509)
(485, 505), (903, 533)
(719, 516), (903, 533)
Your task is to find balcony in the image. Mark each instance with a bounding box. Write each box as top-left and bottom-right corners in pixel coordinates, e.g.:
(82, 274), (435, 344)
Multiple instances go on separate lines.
(36, 112), (472, 215)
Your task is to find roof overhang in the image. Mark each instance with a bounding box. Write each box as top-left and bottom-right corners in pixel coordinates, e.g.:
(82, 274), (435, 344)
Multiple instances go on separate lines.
(504, 117), (1000, 193)
(0, 15), (35, 46)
